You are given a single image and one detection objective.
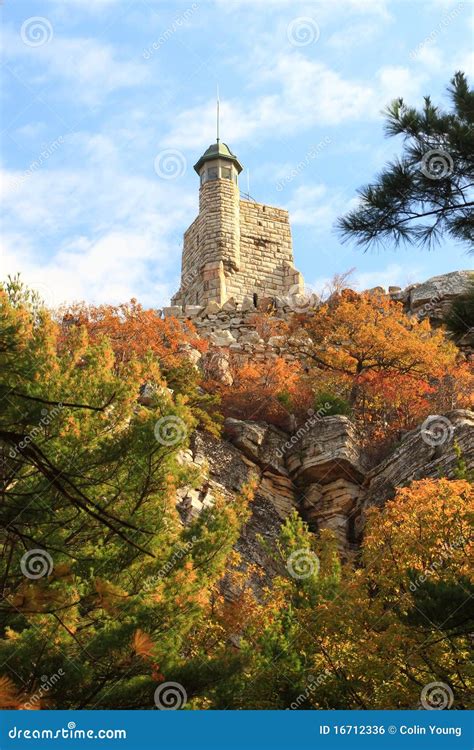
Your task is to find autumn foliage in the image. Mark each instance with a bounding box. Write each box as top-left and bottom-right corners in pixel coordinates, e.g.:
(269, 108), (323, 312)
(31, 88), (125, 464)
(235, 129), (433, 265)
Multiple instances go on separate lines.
(208, 356), (310, 429)
(58, 299), (207, 374)
(287, 289), (473, 448)
(1, 278), (472, 710)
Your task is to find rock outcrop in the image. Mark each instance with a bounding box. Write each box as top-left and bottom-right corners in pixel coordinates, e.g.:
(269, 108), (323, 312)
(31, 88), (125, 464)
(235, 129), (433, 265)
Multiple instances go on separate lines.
(170, 270), (473, 586)
(164, 270), (473, 372)
(176, 409), (474, 584)
(391, 270), (473, 325)
(360, 409), (474, 513)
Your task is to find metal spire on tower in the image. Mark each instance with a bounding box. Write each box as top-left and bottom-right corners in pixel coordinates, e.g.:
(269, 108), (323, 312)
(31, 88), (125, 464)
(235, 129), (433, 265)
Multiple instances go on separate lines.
(216, 84), (220, 144)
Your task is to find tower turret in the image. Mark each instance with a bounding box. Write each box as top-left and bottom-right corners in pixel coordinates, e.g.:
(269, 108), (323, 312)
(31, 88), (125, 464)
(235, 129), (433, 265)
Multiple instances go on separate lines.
(171, 140), (304, 309)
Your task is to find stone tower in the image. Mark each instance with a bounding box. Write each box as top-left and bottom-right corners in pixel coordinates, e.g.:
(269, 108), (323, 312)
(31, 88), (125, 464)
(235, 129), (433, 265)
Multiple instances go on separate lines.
(171, 141), (304, 308)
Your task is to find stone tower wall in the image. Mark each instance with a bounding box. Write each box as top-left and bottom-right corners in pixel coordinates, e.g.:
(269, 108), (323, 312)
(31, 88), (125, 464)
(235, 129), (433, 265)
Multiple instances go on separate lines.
(228, 200), (301, 300)
(172, 175), (304, 307)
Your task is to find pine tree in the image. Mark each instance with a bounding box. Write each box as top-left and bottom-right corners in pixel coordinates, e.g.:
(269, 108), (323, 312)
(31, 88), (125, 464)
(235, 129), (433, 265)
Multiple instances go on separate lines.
(0, 281), (248, 709)
(338, 72), (474, 250)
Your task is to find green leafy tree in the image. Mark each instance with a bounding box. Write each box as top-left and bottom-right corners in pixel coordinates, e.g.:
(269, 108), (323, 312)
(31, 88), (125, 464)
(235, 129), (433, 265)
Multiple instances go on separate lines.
(338, 72), (474, 250)
(0, 282), (247, 709)
(207, 480), (473, 710)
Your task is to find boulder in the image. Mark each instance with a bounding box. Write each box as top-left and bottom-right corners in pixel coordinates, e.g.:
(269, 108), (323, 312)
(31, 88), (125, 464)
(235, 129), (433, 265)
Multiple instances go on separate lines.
(286, 415), (368, 485)
(224, 418), (289, 476)
(301, 478), (363, 550)
(406, 270), (472, 321)
(162, 306), (183, 318)
(203, 351), (233, 385)
(202, 300), (221, 316)
(360, 410), (474, 534)
(267, 335), (286, 348)
(184, 305), (203, 318)
(238, 330), (262, 345)
(222, 297), (237, 312)
(241, 295), (255, 312)
(209, 329), (236, 347)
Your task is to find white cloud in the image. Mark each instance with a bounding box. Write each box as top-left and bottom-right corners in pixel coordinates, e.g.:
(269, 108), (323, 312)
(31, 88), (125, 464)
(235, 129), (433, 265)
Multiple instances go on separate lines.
(0, 130), (196, 307)
(3, 27), (149, 106)
(411, 43), (444, 73)
(374, 66), (428, 109)
(0, 230), (174, 308)
(284, 183), (358, 232)
(163, 53), (427, 151)
(326, 21), (380, 51)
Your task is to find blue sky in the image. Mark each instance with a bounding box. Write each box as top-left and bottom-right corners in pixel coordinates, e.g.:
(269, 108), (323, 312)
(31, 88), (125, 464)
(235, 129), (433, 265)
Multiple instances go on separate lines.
(1, 0), (473, 308)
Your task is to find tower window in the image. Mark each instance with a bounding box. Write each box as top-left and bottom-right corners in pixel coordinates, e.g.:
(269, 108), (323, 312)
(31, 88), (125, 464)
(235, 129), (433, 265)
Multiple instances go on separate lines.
(207, 167), (218, 180)
(221, 167), (231, 180)
(200, 171), (207, 185)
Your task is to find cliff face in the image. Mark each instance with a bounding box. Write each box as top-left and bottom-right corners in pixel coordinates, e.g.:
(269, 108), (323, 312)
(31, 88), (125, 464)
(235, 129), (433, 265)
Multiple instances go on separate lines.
(177, 410), (473, 585)
(173, 271), (473, 584)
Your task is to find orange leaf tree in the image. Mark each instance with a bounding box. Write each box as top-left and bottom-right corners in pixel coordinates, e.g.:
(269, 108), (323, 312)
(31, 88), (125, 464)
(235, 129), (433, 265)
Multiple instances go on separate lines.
(288, 290), (465, 443)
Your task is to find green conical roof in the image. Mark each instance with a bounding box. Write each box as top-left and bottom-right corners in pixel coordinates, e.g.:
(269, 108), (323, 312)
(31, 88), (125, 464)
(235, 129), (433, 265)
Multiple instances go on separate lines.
(193, 141), (243, 174)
